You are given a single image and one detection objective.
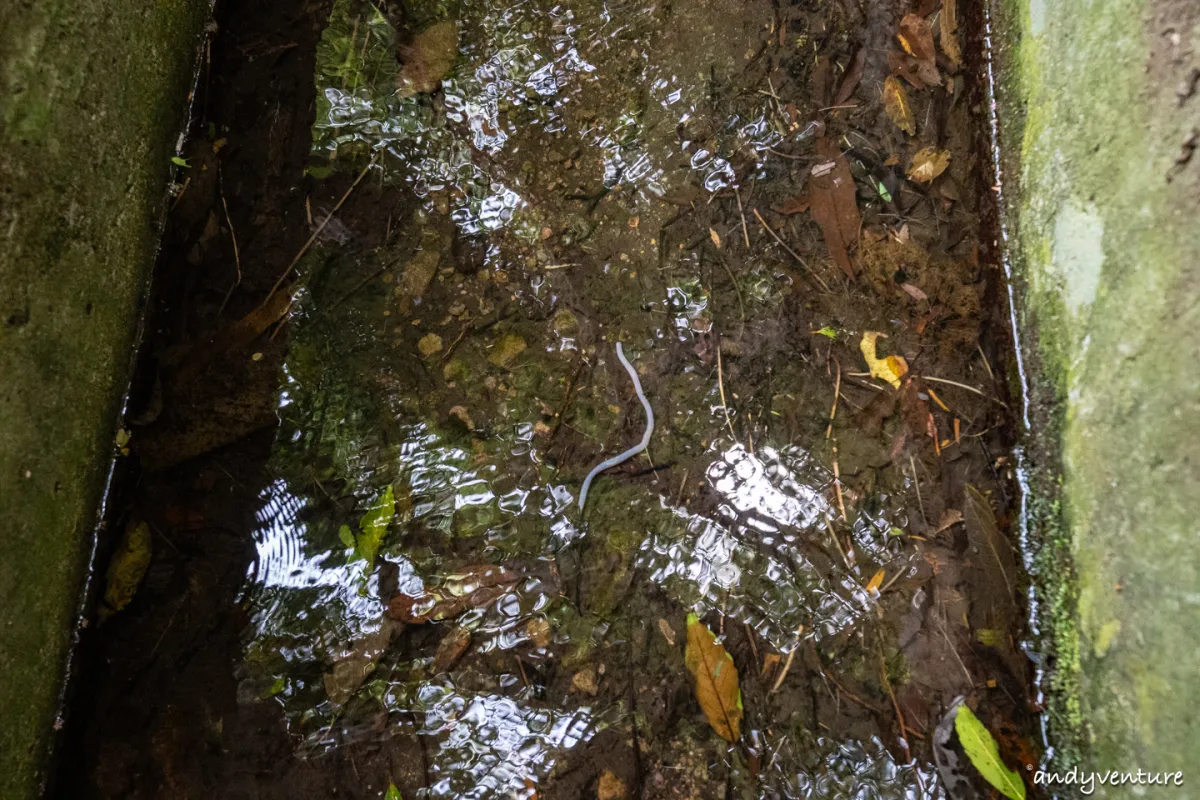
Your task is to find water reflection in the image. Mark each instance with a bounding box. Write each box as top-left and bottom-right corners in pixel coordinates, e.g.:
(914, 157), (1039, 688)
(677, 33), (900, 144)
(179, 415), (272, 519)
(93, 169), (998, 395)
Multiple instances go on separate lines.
(239, 0), (946, 794)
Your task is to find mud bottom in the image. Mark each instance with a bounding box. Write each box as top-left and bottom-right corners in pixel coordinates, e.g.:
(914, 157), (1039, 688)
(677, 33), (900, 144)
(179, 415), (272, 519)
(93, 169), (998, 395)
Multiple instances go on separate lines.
(59, 0), (1042, 796)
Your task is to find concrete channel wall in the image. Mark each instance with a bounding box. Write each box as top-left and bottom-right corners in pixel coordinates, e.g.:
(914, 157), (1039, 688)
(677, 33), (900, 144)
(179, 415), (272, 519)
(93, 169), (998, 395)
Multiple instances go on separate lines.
(0, 0), (209, 794)
(993, 0), (1200, 779)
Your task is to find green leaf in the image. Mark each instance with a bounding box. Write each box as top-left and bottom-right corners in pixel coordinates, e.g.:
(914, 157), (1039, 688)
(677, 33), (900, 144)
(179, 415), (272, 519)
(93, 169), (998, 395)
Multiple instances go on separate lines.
(384, 782), (403, 800)
(356, 484), (395, 566)
(875, 179), (893, 203)
(338, 524), (356, 550)
(955, 704), (1026, 800)
(170, 156), (190, 167)
(814, 325), (837, 339)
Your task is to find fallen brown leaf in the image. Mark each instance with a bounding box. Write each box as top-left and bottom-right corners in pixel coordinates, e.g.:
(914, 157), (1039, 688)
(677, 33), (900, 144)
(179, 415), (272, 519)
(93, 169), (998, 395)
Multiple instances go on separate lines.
(834, 48), (866, 105)
(898, 14), (937, 62)
(773, 194), (811, 215)
(807, 138), (861, 279)
(433, 625), (472, 672)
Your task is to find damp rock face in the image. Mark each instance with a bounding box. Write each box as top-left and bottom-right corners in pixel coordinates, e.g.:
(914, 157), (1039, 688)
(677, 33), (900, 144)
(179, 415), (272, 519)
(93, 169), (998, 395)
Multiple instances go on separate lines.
(0, 0), (211, 794)
(995, 0), (1200, 771)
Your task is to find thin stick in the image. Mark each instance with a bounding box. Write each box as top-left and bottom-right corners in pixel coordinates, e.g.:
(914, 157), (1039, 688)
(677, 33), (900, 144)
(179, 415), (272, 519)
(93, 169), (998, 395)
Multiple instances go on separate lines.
(879, 645), (924, 795)
(769, 625), (805, 694)
(823, 669), (886, 714)
(923, 375), (1008, 407)
(823, 515), (855, 573)
(734, 185), (751, 248)
(832, 445), (848, 521)
(909, 454), (928, 526)
(752, 208), (831, 292)
(826, 359), (842, 439)
(261, 152), (379, 309)
(220, 189), (242, 288)
(716, 346), (737, 440)
(743, 622), (760, 665)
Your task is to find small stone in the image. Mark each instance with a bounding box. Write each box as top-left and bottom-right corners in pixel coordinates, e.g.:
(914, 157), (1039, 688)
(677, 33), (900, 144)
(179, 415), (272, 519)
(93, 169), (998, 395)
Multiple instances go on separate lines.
(572, 667), (599, 696)
(449, 405), (474, 430)
(418, 333), (443, 356)
(251, 352), (263, 361)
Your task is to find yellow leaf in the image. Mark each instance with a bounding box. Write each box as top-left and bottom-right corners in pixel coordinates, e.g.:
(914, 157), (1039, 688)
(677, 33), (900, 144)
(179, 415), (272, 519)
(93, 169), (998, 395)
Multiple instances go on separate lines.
(907, 147), (952, 183)
(860, 331), (908, 388)
(940, 0), (963, 67)
(882, 76), (916, 136)
(866, 568), (885, 594)
(684, 613), (743, 741)
(100, 519), (152, 620)
(709, 228), (722, 249)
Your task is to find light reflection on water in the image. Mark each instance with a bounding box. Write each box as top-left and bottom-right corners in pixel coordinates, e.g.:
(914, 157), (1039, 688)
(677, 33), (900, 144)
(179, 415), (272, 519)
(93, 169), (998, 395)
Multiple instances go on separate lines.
(237, 0), (944, 795)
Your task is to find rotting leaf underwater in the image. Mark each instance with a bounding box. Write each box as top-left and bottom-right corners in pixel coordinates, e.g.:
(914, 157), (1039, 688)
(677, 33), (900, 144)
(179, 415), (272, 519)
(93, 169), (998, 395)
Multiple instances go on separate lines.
(100, 519), (153, 620)
(387, 564), (521, 623)
(684, 613), (743, 742)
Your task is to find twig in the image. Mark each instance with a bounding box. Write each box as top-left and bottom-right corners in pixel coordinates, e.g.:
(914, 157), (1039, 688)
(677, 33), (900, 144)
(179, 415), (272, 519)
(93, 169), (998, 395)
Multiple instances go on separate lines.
(826, 359), (841, 439)
(752, 208), (831, 292)
(769, 624), (805, 694)
(716, 345), (737, 440)
(717, 258), (746, 337)
(823, 515), (855, 573)
(260, 151), (380, 310)
(734, 185), (750, 248)
(743, 622), (760, 665)
(909, 454), (928, 527)
(922, 375), (1008, 407)
(832, 445), (848, 521)
(823, 669), (887, 714)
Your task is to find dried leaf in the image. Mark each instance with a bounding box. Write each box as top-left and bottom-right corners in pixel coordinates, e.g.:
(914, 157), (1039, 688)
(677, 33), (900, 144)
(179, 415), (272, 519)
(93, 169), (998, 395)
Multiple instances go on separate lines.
(808, 138), (861, 279)
(433, 625), (472, 671)
(324, 615), (402, 704)
(834, 48), (866, 105)
(684, 612), (743, 741)
(709, 228), (722, 249)
(100, 519), (152, 619)
(773, 194), (811, 215)
(907, 147), (952, 183)
(860, 331), (908, 388)
(900, 282), (929, 301)
(883, 76), (917, 136)
(898, 14), (936, 63)
(865, 568), (885, 595)
(955, 704), (1027, 800)
(940, 0), (963, 67)
(396, 20), (459, 97)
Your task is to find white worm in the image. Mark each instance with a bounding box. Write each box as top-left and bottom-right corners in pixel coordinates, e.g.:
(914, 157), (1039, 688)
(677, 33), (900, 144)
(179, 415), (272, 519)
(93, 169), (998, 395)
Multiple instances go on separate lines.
(578, 342), (655, 512)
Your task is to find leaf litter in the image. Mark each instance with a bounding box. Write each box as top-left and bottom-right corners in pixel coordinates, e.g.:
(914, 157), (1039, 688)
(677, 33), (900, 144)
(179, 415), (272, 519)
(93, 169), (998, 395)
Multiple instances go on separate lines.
(684, 613), (743, 742)
(807, 138), (862, 278)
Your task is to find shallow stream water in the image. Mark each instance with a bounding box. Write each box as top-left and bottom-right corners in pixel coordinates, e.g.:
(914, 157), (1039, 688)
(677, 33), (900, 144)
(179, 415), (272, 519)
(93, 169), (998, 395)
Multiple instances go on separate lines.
(62, 0), (1041, 796)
